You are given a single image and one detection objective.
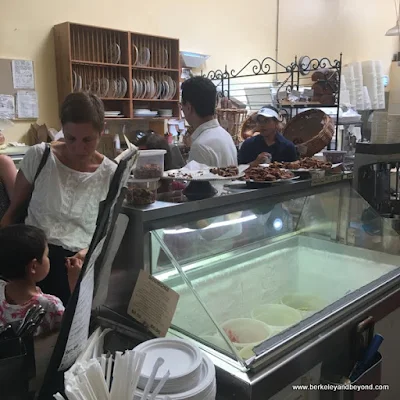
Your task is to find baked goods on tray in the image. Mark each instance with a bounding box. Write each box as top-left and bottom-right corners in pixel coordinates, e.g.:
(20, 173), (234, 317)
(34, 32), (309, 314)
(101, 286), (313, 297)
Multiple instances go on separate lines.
(209, 166), (239, 177)
(244, 166), (294, 182)
(270, 158), (332, 170)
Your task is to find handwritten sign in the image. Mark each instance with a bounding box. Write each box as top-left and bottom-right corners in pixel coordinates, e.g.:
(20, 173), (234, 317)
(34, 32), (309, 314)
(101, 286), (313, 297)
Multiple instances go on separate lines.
(128, 270), (179, 337)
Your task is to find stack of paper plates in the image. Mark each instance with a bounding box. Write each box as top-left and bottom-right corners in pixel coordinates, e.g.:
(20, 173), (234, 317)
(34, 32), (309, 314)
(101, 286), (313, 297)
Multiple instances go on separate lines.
(134, 338), (216, 400)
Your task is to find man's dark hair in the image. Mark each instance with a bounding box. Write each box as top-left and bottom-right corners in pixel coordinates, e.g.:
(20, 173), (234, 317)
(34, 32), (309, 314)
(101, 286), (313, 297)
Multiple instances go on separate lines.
(181, 77), (217, 118)
(0, 225), (47, 280)
(60, 92), (105, 132)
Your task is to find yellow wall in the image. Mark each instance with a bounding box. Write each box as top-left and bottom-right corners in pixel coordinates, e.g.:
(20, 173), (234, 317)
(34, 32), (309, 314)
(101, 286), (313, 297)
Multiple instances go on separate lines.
(0, 0), (397, 142)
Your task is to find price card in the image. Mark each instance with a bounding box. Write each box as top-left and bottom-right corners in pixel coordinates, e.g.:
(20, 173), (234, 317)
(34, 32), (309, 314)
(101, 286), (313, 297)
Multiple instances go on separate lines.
(128, 270), (180, 337)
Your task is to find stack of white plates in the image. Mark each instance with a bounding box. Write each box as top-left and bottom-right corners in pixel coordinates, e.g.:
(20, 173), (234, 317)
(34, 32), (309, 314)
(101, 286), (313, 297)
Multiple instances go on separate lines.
(105, 111), (123, 118)
(387, 114), (400, 143)
(134, 338), (216, 400)
(159, 109), (173, 117)
(134, 109), (158, 118)
(370, 111), (388, 143)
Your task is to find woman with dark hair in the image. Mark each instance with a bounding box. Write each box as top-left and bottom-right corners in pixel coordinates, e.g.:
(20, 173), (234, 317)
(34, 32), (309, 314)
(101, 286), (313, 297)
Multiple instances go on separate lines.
(238, 106), (297, 166)
(1, 93), (117, 305)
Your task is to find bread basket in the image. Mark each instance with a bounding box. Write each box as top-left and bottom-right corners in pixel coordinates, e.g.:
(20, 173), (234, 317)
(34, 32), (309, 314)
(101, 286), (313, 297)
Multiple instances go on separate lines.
(283, 109), (334, 157)
(216, 108), (248, 144)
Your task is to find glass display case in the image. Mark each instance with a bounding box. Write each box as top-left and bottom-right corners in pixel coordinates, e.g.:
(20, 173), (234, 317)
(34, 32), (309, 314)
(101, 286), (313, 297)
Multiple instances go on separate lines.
(149, 184), (400, 372)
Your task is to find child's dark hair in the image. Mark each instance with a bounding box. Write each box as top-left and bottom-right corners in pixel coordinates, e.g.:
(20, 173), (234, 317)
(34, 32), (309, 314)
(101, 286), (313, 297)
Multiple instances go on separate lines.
(0, 225), (47, 280)
(137, 133), (173, 170)
(60, 92), (105, 132)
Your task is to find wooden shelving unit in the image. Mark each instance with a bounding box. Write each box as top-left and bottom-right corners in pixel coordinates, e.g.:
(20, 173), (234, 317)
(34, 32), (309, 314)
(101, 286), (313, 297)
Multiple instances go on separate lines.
(53, 22), (180, 121)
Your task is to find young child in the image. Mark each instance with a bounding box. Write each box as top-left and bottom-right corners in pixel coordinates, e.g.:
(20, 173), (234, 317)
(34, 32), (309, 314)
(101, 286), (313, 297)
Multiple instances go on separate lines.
(0, 224), (82, 336)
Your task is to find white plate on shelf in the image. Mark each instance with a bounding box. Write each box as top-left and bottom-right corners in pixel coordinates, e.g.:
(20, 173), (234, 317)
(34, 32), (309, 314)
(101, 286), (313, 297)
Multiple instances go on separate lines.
(108, 43), (121, 64)
(132, 44), (139, 66)
(72, 71), (77, 92)
(120, 77), (128, 98)
(99, 77), (110, 97)
(76, 75), (82, 92)
(138, 47), (151, 66)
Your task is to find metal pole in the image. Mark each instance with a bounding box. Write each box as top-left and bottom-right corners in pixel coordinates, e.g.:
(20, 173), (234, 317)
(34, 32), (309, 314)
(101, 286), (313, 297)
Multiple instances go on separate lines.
(275, 0), (280, 84)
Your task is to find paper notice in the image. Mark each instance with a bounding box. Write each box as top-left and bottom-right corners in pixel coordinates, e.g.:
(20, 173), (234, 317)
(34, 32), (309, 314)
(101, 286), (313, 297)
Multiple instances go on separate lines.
(16, 91), (38, 119)
(12, 60), (34, 89)
(0, 95), (15, 119)
(128, 270), (180, 337)
(58, 237), (105, 371)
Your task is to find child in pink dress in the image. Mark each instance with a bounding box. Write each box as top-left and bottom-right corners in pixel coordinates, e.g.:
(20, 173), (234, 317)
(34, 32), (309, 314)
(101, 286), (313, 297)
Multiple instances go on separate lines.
(0, 224), (82, 336)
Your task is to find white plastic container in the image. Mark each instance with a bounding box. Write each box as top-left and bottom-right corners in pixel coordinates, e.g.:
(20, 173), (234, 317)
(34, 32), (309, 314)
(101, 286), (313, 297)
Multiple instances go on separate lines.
(221, 318), (271, 349)
(251, 304), (302, 334)
(133, 149), (166, 179)
(126, 177), (159, 205)
(281, 293), (326, 317)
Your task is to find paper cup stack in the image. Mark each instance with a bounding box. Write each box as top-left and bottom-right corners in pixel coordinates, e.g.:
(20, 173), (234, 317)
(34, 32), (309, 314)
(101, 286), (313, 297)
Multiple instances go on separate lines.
(362, 61), (378, 110)
(134, 338), (216, 400)
(375, 61), (386, 110)
(351, 62), (365, 110)
(370, 112), (388, 143)
(342, 65), (356, 107)
(340, 75), (351, 106)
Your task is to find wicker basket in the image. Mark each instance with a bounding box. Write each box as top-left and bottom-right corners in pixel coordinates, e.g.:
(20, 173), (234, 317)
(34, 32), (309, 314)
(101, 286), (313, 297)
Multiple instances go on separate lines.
(283, 109), (334, 157)
(216, 109), (248, 144)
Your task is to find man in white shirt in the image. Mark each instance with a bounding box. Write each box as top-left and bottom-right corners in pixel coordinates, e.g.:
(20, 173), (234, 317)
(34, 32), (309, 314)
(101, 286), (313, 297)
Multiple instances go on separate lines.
(181, 77), (237, 167)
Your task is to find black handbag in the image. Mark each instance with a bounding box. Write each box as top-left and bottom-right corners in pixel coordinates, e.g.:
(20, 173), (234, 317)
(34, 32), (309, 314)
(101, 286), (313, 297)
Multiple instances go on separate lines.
(16, 143), (51, 224)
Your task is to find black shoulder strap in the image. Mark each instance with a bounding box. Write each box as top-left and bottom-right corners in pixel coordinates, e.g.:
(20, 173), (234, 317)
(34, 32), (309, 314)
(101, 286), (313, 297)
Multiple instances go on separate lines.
(33, 143), (51, 184)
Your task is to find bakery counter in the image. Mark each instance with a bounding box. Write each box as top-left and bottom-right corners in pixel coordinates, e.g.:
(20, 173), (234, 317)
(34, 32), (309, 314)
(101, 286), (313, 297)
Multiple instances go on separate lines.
(99, 173), (400, 399)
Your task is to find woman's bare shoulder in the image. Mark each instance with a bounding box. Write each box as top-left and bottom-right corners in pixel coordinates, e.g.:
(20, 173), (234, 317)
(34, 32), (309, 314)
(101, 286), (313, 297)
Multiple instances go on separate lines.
(0, 154), (16, 169)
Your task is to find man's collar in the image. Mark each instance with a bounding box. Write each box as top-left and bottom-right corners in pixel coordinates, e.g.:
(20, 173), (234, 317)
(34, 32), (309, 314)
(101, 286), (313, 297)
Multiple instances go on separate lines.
(191, 119), (220, 141)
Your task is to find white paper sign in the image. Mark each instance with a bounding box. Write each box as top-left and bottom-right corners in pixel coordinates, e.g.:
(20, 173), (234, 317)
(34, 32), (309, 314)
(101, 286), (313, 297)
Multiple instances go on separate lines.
(16, 91), (38, 119)
(58, 237), (106, 371)
(0, 95), (15, 119)
(12, 60), (34, 89)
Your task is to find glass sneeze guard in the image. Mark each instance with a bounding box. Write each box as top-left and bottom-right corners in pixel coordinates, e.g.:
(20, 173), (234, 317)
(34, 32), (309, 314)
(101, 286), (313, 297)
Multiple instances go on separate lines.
(150, 186), (400, 367)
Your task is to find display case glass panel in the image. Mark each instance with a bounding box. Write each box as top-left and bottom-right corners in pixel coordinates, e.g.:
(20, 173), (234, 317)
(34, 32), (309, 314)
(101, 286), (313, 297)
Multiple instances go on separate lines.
(150, 186), (400, 367)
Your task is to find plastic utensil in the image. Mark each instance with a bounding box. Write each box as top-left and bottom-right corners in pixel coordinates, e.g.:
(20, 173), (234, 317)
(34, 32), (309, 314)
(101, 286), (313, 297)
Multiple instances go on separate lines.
(141, 357), (164, 400)
(149, 370), (170, 400)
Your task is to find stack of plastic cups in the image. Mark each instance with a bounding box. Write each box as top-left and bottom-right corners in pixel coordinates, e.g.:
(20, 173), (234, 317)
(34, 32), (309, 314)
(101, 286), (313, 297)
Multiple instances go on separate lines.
(351, 62), (365, 110)
(370, 111), (388, 144)
(363, 87), (372, 110)
(362, 60), (378, 109)
(340, 75), (351, 106)
(375, 60), (386, 110)
(342, 65), (356, 107)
